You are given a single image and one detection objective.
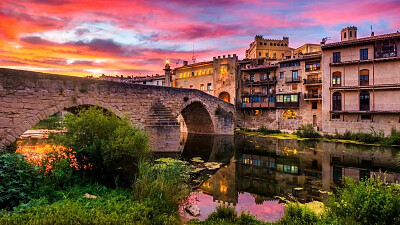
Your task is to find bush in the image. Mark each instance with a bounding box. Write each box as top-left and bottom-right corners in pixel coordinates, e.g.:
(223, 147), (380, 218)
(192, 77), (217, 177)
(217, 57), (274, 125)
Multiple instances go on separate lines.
(295, 124), (321, 138)
(0, 188), (180, 225)
(0, 153), (41, 209)
(189, 205), (266, 225)
(257, 127), (281, 135)
(279, 203), (319, 225)
(326, 178), (400, 225)
(384, 129), (400, 145)
(133, 158), (190, 215)
(56, 106), (150, 187)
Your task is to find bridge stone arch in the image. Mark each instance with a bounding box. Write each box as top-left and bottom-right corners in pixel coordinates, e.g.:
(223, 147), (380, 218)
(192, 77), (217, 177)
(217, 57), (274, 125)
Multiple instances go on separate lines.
(0, 68), (235, 152)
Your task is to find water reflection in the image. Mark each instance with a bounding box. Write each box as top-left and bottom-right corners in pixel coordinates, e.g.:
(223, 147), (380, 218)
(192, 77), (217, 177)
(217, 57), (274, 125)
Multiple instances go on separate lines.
(181, 133), (400, 221)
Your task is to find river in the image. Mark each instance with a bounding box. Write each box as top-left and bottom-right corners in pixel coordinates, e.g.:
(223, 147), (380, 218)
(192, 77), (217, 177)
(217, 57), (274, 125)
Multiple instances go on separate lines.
(16, 131), (400, 222)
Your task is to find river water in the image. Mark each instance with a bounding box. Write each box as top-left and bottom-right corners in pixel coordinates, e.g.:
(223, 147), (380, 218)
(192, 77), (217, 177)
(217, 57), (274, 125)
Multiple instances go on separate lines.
(16, 131), (400, 222)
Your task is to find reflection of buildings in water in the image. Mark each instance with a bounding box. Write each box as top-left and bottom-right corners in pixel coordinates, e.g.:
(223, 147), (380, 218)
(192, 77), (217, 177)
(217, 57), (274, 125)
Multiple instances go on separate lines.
(201, 134), (400, 205)
(198, 157), (238, 206)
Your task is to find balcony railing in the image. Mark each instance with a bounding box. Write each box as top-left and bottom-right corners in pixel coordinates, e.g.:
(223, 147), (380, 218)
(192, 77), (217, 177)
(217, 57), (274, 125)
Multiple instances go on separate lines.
(305, 67), (320, 72)
(242, 77), (277, 86)
(304, 78), (322, 85)
(285, 76), (301, 83)
(275, 101), (299, 108)
(375, 50), (397, 59)
(242, 102), (276, 108)
(304, 93), (322, 99)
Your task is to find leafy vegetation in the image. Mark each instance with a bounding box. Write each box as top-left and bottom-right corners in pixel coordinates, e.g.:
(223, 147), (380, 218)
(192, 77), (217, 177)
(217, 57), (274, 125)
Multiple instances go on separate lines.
(56, 107), (150, 187)
(188, 205), (268, 225)
(257, 127), (282, 135)
(0, 153), (41, 209)
(295, 124), (321, 138)
(133, 158), (191, 215)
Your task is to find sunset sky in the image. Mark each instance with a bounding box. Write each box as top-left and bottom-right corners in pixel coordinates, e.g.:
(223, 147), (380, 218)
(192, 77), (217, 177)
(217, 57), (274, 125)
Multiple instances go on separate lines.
(1, 0), (399, 77)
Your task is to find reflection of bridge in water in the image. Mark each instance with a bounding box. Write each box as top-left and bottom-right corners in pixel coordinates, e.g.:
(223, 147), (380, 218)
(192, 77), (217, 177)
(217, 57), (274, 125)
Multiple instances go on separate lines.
(0, 68), (235, 151)
(190, 134), (400, 205)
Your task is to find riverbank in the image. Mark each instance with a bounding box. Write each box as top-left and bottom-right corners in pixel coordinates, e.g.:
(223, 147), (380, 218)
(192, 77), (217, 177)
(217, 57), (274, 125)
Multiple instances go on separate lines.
(236, 129), (400, 147)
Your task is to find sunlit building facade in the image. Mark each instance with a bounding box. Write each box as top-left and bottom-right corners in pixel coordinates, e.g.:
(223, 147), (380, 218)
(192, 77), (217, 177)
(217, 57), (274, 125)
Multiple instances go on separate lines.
(321, 27), (400, 135)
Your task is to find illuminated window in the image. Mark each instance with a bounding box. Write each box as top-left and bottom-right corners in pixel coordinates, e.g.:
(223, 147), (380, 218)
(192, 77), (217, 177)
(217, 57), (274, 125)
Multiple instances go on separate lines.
(332, 72), (341, 86)
(207, 83), (212, 90)
(277, 95), (283, 102)
(280, 72), (284, 79)
(277, 164), (283, 171)
(200, 84), (205, 91)
(255, 110), (259, 115)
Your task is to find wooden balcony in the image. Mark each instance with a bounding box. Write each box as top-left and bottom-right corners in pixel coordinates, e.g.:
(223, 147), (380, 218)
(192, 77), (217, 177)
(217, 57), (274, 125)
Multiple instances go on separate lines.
(275, 101), (299, 108)
(242, 77), (277, 86)
(241, 102), (275, 108)
(304, 78), (322, 85)
(285, 76), (301, 83)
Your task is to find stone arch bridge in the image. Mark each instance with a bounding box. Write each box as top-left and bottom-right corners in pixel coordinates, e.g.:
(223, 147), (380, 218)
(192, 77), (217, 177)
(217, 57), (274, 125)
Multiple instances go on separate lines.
(0, 68), (235, 152)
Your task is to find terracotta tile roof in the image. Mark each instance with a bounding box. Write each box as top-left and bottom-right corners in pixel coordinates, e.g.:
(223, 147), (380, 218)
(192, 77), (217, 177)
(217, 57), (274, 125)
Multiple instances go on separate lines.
(322, 32), (400, 49)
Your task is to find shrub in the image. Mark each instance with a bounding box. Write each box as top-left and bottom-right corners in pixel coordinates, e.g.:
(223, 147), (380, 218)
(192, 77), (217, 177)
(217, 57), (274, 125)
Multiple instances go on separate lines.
(133, 158), (190, 215)
(326, 178), (400, 225)
(295, 124), (321, 138)
(385, 129), (400, 145)
(257, 127), (281, 135)
(0, 153), (41, 209)
(280, 203), (319, 225)
(207, 205), (237, 221)
(56, 106), (150, 187)
(0, 189), (180, 225)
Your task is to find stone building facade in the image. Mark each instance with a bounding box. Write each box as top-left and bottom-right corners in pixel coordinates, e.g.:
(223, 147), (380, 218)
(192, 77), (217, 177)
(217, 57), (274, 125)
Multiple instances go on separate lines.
(237, 45), (322, 131)
(172, 55), (238, 104)
(321, 27), (400, 135)
(245, 35), (292, 59)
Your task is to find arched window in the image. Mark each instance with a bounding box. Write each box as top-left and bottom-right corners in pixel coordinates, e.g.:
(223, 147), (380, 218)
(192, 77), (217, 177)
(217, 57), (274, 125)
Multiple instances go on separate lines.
(360, 91), (370, 111)
(332, 72), (341, 87)
(332, 92), (342, 111)
(360, 69), (369, 86)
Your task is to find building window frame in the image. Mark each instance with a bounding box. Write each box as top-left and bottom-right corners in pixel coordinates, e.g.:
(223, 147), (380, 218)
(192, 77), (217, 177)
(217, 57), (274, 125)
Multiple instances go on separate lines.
(360, 48), (368, 60)
(332, 72), (341, 87)
(332, 92), (342, 111)
(360, 91), (370, 111)
(333, 52), (341, 63)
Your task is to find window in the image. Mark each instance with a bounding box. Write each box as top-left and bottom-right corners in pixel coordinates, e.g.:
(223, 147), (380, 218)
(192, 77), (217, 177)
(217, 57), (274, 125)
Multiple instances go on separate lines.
(207, 83), (212, 90)
(360, 69), (369, 86)
(274, 43), (276, 46)
(260, 73), (266, 81)
(305, 62), (321, 71)
(266, 52), (269, 57)
(252, 96), (260, 102)
(254, 110), (259, 115)
(200, 84), (205, 90)
(280, 61), (300, 68)
(264, 42), (266, 45)
(312, 102), (318, 109)
(282, 53), (284, 58)
(360, 48), (368, 60)
(331, 114), (340, 119)
(277, 95), (283, 102)
(258, 52), (261, 56)
(242, 97), (250, 103)
(273, 53), (276, 58)
(343, 32), (347, 39)
(189, 85), (193, 88)
(349, 31), (352, 37)
(290, 94), (298, 102)
(333, 166), (342, 181)
(333, 52), (341, 63)
(262, 87), (266, 94)
(332, 72), (341, 87)
(361, 114), (371, 120)
(259, 42), (262, 45)
(250, 74), (254, 82)
(280, 72), (284, 79)
(292, 70), (299, 81)
(360, 91), (370, 111)
(191, 72), (195, 77)
(332, 92), (342, 111)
